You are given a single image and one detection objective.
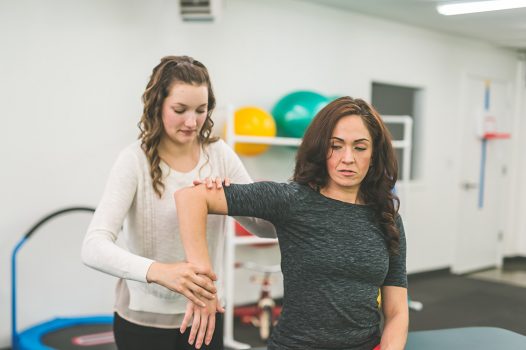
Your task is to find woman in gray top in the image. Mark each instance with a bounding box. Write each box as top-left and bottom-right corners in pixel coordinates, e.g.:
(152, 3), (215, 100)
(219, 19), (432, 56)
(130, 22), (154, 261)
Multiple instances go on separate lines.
(176, 96), (408, 350)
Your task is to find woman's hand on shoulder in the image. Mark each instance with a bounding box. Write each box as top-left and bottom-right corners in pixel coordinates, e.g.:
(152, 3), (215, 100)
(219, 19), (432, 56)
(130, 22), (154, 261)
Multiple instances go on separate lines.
(146, 261), (217, 307)
(193, 177), (231, 189)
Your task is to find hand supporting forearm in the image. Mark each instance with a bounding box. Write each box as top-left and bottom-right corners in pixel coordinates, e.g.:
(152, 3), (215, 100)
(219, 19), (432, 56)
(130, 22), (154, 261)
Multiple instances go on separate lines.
(146, 261), (217, 307)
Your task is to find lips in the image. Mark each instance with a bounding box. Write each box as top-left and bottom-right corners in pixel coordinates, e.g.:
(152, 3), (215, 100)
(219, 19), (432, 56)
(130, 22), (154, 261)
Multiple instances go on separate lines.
(338, 170), (356, 176)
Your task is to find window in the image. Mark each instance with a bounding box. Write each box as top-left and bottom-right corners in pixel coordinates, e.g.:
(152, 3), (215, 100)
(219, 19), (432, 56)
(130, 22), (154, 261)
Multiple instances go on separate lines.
(372, 82), (423, 180)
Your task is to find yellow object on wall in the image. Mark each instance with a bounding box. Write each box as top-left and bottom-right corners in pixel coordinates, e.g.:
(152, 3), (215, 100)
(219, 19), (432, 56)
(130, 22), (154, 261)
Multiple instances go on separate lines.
(234, 106), (277, 156)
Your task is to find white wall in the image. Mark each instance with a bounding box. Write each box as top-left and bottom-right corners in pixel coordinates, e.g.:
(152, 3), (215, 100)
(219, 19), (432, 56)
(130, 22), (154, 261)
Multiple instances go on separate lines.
(0, 0), (522, 346)
(509, 59), (526, 255)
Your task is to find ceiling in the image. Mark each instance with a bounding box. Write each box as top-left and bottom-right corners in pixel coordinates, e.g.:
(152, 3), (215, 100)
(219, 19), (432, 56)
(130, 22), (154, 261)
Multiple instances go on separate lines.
(299, 0), (526, 51)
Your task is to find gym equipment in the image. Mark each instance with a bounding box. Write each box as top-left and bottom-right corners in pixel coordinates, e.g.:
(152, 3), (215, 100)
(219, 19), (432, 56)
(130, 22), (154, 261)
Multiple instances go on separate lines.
(233, 106), (276, 156)
(11, 207), (115, 350)
(233, 261), (282, 341)
(271, 91), (330, 138)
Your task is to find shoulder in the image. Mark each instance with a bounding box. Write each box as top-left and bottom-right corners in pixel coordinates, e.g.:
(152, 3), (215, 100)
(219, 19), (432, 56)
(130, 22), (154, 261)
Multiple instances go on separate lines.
(113, 141), (145, 172)
(394, 214), (406, 238)
(204, 138), (234, 157)
(289, 182), (319, 199)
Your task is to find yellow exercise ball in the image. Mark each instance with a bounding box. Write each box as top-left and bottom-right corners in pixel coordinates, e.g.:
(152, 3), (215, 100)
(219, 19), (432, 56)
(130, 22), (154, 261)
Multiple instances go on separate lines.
(233, 106), (277, 156)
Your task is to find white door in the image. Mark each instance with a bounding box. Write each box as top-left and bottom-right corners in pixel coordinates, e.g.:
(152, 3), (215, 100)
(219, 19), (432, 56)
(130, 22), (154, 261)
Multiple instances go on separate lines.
(453, 76), (513, 274)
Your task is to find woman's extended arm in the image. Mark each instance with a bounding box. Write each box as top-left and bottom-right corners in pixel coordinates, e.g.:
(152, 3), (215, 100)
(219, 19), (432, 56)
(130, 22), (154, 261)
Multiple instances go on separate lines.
(380, 286), (409, 350)
(174, 184), (229, 348)
(175, 184), (228, 267)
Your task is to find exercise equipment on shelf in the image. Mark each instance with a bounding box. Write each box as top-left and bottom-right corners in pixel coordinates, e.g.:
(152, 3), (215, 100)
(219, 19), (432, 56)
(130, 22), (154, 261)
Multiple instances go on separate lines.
(271, 90), (330, 138)
(233, 106), (277, 156)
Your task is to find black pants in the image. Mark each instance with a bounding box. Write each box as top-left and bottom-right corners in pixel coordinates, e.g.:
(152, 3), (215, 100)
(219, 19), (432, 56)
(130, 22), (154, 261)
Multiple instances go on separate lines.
(113, 312), (224, 350)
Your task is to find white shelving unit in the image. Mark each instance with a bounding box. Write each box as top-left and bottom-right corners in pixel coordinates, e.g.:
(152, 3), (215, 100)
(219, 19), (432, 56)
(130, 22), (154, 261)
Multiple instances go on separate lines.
(222, 106), (413, 349)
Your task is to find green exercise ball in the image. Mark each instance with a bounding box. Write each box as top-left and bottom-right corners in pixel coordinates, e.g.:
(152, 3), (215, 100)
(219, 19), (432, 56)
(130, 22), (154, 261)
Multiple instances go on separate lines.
(272, 91), (330, 138)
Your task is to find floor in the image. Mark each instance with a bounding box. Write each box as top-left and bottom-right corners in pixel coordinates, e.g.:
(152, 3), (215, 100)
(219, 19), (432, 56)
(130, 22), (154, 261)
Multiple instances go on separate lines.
(468, 266), (526, 288)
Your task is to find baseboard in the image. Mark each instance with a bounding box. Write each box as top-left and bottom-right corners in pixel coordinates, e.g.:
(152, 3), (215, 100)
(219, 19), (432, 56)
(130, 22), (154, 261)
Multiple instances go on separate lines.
(407, 268), (452, 281)
(503, 255), (526, 264)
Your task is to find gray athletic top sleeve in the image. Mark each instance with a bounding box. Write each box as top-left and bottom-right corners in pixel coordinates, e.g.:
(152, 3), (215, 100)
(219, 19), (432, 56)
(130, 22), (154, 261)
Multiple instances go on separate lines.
(224, 182), (407, 350)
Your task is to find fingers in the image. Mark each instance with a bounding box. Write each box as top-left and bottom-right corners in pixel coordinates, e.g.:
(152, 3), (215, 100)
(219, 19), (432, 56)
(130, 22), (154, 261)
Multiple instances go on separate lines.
(196, 176), (230, 189)
(190, 283), (216, 300)
(204, 313), (216, 346)
(181, 289), (206, 307)
(180, 302), (194, 333)
(195, 311), (210, 349)
(214, 177), (222, 189)
(192, 273), (217, 293)
(189, 309), (201, 347)
(193, 265), (217, 281)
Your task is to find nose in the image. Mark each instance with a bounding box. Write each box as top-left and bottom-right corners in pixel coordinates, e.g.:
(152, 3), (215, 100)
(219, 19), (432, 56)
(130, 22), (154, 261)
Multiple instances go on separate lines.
(184, 114), (197, 128)
(342, 147), (355, 164)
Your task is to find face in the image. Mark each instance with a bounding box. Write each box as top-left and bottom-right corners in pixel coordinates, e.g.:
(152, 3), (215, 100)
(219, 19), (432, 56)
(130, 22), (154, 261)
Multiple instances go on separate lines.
(161, 83), (208, 146)
(325, 115), (373, 194)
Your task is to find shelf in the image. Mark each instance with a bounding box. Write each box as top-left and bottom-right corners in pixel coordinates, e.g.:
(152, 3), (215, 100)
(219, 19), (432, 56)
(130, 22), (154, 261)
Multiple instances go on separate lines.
(231, 135), (301, 147)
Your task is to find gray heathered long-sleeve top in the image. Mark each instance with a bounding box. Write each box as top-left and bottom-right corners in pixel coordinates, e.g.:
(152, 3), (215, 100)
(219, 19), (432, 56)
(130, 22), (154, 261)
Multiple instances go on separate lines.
(224, 181), (407, 350)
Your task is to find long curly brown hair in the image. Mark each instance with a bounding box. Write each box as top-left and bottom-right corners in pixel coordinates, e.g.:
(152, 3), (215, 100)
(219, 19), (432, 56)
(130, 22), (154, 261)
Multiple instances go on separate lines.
(293, 96), (401, 255)
(138, 56), (218, 197)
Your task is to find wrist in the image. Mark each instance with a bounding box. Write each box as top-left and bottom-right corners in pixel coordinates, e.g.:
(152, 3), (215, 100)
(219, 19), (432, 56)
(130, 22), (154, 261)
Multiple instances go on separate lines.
(146, 261), (162, 283)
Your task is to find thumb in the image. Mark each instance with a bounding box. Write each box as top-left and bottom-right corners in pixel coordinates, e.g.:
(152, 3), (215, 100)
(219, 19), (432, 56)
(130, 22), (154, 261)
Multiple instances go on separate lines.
(216, 302), (225, 313)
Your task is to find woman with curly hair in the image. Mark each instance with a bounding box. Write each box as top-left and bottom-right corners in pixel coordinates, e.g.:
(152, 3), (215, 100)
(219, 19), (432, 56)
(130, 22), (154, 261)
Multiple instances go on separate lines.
(81, 55), (275, 350)
(176, 96), (408, 350)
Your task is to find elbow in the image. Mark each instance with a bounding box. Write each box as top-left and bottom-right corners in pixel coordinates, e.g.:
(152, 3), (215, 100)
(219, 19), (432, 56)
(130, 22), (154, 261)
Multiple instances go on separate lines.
(80, 236), (98, 269)
(174, 185), (206, 208)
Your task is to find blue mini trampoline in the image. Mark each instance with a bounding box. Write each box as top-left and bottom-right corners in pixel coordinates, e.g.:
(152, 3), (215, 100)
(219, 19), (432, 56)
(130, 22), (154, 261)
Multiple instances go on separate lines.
(11, 207), (116, 350)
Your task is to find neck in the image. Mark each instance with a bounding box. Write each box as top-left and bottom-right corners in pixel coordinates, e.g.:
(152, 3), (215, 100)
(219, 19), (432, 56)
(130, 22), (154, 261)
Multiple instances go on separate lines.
(158, 137), (200, 158)
(320, 186), (361, 204)
(157, 137), (201, 172)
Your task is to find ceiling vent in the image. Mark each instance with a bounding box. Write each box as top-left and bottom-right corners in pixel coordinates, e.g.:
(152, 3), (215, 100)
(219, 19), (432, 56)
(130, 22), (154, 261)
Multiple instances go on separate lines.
(180, 0), (222, 22)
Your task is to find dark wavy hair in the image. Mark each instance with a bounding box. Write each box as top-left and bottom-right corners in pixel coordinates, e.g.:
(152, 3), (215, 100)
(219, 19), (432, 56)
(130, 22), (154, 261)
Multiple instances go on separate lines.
(138, 55), (218, 197)
(293, 96), (400, 254)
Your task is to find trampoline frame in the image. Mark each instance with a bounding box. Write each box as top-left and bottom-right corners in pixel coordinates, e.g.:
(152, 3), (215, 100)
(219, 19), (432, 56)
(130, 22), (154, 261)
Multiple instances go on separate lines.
(11, 207), (114, 350)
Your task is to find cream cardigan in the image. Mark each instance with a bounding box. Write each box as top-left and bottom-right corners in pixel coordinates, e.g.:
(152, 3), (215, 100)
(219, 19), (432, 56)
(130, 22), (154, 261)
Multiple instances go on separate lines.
(81, 139), (275, 328)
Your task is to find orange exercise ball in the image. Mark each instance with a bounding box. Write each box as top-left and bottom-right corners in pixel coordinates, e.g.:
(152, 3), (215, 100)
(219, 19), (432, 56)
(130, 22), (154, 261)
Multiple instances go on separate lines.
(233, 107), (276, 156)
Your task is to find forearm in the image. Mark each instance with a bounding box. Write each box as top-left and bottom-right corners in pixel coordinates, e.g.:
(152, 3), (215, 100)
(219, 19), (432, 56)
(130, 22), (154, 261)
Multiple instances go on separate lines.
(380, 310), (408, 350)
(175, 186), (213, 269)
(82, 230), (153, 282)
